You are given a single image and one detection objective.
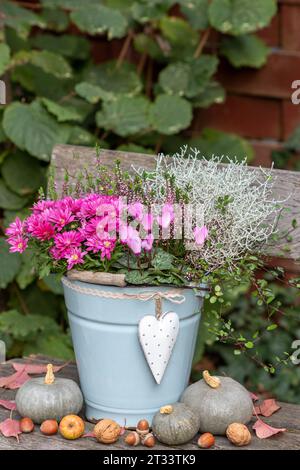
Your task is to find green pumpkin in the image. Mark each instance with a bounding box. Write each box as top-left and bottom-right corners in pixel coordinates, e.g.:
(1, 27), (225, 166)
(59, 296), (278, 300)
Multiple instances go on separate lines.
(16, 364), (83, 424)
(152, 403), (200, 445)
(180, 372), (253, 435)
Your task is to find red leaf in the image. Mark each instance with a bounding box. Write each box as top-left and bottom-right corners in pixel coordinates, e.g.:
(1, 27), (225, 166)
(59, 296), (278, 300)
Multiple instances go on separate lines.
(0, 369), (30, 389)
(82, 432), (96, 438)
(254, 399), (281, 417)
(0, 418), (22, 441)
(249, 391), (259, 401)
(0, 399), (17, 411)
(253, 419), (286, 439)
(12, 362), (67, 375)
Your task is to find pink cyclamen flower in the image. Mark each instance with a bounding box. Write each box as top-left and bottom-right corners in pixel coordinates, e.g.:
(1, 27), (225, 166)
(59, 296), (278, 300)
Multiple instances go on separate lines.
(127, 202), (144, 222)
(141, 233), (154, 252)
(193, 225), (208, 245)
(157, 203), (174, 229)
(5, 217), (24, 238)
(120, 224), (142, 255)
(7, 235), (28, 253)
(66, 248), (86, 270)
(54, 230), (83, 256)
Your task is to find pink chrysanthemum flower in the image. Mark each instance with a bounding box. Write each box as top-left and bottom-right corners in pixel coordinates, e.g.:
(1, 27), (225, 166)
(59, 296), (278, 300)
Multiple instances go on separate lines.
(99, 239), (116, 260)
(5, 217), (24, 238)
(65, 247), (86, 270)
(7, 235), (28, 253)
(25, 213), (55, 241)
(54, 230), (83, 257)
(32, 199), (56, 213)
(49, 206), (75, 231)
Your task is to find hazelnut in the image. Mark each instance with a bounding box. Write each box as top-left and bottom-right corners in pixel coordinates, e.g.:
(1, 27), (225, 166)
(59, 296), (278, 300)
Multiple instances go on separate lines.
(125, 431), (140, 446)
(20, 417), (34, 433)
(226, 423), (251, 447)
(136, 419), (150, 436)
(40, 419), (58, 435)
(142, 432), (156, 448)
(198, 432), (215, 449)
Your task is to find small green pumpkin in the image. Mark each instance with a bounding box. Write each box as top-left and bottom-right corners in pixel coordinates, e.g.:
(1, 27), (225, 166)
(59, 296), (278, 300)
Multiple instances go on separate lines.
(152, 403), (200, 445)
(16, 364), (83, 424)
(180, 370), (253, 435)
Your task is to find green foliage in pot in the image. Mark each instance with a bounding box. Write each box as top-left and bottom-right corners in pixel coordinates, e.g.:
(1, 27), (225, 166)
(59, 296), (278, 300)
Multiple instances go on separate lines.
(152, 403), (200, 445)
(15, 364), (83, 424)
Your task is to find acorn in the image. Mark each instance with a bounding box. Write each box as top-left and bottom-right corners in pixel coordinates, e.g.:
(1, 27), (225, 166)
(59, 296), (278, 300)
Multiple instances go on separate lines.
(125, 431), (140, 446)
(136, 419), (149, 436)
(20, 417), (34, 433)
(142, 432), (156, 448)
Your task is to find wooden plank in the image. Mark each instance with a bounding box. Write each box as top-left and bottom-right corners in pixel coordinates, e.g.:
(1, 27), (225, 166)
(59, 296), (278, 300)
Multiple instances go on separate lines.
(51, 144), (300, 260)
(0, 355), (300, 450)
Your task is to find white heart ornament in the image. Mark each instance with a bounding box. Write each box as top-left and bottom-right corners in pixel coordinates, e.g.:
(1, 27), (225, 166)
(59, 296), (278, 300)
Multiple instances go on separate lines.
(138, 311), (179, 384)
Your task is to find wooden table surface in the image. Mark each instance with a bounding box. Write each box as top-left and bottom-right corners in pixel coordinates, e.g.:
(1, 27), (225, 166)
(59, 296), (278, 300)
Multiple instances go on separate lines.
(0, 355), (299, 451)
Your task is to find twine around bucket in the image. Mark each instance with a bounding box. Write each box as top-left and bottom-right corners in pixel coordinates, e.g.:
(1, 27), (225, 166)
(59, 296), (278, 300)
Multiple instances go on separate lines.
(61, 276), (185, 319)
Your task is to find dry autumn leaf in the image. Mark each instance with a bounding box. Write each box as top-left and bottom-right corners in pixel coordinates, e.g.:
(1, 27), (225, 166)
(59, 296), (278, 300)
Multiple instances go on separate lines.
(0, 368), (30, 389)
(254, 399), (281, 417)
(12, 362), (68, 375)
(0, 418), (22, 441)
(252, 418), (286, 439)
(249, 391), (259, 401)
(0, 399), (17, 410)
(82, 431), (96, 438)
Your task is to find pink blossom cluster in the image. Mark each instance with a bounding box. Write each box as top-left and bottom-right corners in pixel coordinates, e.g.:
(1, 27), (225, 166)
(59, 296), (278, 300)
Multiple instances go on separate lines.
(6, 194), (208, 271)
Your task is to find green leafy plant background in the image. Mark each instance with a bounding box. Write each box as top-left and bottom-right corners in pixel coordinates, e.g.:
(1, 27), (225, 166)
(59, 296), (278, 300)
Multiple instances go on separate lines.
(1, 0), (300, 402)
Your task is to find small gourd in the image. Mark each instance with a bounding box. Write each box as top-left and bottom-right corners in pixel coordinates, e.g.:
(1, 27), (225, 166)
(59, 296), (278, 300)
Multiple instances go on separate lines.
(180, 370), (252, 435)
(16, 364), (83, 424)
(152, 403), (200, 445)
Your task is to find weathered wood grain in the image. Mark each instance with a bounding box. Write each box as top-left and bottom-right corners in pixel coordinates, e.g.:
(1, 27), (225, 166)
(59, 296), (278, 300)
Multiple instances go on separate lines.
(0, 356), (300, 450)
(67, 270), (126, 287)
(51, 144), (300, 260)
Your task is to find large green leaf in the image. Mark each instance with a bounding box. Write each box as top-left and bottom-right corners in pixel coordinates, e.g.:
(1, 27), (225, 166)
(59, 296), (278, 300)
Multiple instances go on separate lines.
(40, 97), (91, 123)
(1, 1), (46, 38)
(158, 62), (190, 96)
(16, 249), (36, 290)
(75, 82), (105, 104)
(4, 27), (30, 54)
(220, 34), (269, 68)
(208, 0), (277, 36)
(0, 238), (22, 289)
(131, 1), (171, 23)
(11, 64), (74, 101)
(1, 151), (45, 196)
(285, 126), (300, 152)
(30, 50), (72, 79)
(150, 94), (192, 135)
(23, 333), (74, 360)
(0, 179), (28, 210)
(39, 8), (69, 32)
(159, 16), (198, 47)
(96, 95), (150, 136)
(3, 101), (69, 161)
(190, 128), (254, 162)
(41, 0), (99, 8)
(30, 34), (90, 60)
(179, 0), (209, 30)
(71, 5), (128, 39)
(82, 61), (142, 100)
(186, 55), (218, 98)
(192, 81), (225, 108)
(133, 33), (165, 61)
(65, 126), (107, 147)
(0, 44), (10, 75)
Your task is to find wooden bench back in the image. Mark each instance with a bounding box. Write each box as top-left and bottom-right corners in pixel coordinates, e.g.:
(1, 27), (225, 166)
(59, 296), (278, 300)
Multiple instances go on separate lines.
(51, 144), (300, 261)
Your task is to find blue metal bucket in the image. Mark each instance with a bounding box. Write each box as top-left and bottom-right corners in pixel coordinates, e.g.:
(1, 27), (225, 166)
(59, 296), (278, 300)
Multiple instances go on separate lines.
(62, 279), (206, 426)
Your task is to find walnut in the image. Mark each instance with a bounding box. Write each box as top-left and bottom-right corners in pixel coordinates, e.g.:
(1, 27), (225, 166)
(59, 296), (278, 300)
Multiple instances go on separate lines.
(94, 419), (121, 444)
(226, 423), (251, 446)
